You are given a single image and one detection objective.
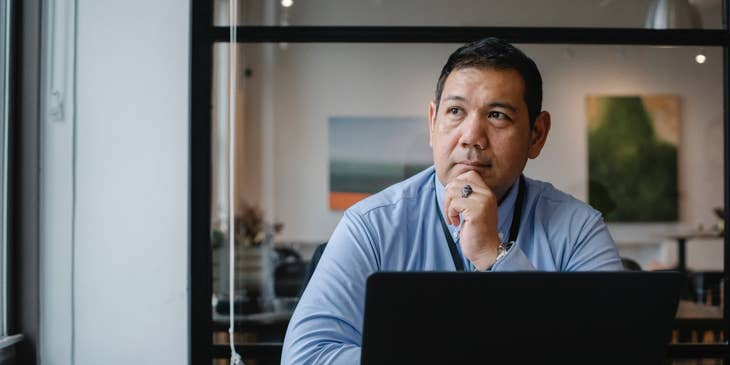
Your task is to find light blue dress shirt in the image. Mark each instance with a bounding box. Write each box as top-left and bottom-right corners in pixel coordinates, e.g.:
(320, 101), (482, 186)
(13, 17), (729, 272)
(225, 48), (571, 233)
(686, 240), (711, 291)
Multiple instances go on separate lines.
(282, 166), (622, 364)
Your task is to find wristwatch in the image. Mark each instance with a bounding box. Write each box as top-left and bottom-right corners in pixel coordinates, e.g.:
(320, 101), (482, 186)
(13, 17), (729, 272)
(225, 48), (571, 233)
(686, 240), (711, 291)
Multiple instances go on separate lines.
(495, 241), (515, 263)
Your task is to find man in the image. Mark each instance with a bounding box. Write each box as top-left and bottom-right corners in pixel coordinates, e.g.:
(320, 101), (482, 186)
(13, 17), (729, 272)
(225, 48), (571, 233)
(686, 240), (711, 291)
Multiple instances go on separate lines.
(282, 37), (622, 364)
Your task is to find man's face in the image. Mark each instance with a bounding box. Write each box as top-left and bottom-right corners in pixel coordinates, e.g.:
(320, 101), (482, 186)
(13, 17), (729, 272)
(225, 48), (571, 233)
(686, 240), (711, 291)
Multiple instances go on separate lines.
(429, 67), (549, 199)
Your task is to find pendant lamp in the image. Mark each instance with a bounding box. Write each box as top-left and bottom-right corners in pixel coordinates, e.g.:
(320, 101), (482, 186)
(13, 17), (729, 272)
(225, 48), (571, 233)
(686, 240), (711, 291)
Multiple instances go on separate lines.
(644, 0), (702, 29)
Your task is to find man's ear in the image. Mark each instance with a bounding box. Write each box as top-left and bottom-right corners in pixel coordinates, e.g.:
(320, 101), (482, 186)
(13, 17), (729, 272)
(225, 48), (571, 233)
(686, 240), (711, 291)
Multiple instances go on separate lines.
(428, 101), (437, 147)
(527, 111), (551, 159)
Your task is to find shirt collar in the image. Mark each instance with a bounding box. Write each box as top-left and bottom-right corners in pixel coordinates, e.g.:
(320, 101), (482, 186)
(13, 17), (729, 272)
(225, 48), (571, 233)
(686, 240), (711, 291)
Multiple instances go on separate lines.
(434, 173), (521, 242)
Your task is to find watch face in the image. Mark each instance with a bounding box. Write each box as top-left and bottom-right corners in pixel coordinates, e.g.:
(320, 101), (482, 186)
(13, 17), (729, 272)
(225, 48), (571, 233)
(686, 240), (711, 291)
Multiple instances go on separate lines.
(496, 246), (506, 261)
(496, 242), (513, 262)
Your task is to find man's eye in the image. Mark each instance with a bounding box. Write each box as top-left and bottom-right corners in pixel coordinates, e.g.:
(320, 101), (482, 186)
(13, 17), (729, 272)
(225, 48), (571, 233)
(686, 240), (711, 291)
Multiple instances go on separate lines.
(448, 107), (461, 115)
(488, 111), (506, 119)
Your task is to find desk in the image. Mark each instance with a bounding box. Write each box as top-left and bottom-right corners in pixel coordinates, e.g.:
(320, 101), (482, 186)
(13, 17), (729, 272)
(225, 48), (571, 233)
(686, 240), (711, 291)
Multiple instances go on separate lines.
(674, 300), (725, 345)
(212, 311), (293, 365)
(663, 231), (722, 272)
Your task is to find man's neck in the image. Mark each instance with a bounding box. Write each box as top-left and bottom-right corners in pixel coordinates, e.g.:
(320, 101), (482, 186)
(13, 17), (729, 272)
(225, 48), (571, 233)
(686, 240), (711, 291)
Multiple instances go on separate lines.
(496, 183), (515, 206)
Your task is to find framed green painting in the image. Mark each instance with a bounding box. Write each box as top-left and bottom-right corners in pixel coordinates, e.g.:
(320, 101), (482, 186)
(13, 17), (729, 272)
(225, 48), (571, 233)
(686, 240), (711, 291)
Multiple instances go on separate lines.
(587, 95), (679, 222)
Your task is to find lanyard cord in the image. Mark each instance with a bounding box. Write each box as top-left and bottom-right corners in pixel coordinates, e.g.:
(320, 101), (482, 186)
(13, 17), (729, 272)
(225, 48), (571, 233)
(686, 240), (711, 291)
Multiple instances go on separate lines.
(228, 0), (243, 363)
(434, 175), (526, 271)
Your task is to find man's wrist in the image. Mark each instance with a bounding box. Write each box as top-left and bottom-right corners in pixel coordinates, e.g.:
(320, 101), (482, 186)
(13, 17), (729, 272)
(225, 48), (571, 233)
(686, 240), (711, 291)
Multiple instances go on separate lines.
(473, 240), (514, 271)
(472, 241), (499, 271)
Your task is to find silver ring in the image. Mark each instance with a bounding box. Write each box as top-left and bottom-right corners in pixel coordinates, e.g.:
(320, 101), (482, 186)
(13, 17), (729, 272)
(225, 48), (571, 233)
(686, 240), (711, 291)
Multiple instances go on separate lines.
(461, 184), (473, 198)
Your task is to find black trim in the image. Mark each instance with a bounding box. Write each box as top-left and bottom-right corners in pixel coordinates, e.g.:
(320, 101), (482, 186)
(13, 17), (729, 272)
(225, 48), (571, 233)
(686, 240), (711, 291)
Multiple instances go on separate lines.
(5, 0), (16, 339)
(211, 26), (730, 45)
(189, 0), (214, 365)
(12, 0), (41, 364)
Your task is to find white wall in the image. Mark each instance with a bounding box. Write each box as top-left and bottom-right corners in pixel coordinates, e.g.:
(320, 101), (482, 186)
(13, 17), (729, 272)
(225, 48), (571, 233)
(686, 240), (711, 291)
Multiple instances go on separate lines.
(40, 0), (190, 364)
(40, 0), (76, 362)
(238, 1), (725, 271)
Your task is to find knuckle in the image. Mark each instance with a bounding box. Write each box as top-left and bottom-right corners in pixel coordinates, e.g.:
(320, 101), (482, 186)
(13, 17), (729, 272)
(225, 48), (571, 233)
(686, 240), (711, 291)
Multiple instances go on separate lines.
(464, 170), (481, 180)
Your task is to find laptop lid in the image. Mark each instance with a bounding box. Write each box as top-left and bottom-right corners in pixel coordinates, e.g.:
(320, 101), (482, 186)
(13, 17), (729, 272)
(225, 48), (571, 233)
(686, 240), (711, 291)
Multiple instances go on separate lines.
(361, 272), (683, 365)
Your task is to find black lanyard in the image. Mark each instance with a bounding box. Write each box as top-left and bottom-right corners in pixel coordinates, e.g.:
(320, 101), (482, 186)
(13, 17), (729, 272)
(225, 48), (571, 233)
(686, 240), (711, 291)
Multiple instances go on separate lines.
(435, 175), (527, 271)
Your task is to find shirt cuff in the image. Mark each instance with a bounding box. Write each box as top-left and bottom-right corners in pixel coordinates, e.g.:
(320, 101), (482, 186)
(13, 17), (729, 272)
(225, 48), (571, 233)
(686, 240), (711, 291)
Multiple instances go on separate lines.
(488, 245), (536, 271)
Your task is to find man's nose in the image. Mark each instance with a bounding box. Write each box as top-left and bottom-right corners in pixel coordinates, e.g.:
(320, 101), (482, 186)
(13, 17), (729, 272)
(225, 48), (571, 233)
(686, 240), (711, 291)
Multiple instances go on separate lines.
(459, 115), (488, 150)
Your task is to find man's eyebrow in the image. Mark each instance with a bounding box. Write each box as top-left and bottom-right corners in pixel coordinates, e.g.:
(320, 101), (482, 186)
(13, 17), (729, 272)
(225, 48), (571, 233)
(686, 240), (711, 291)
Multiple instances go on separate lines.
(441, 95), (467, 102)
(488, 102), (518, 112)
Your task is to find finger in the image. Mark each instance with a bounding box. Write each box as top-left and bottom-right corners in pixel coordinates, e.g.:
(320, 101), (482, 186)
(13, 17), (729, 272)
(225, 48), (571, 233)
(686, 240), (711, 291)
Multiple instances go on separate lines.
(455, 170), (487, 188)
(444, 172), (492, 226)
(447, 174), (497, 201)
(445, 181), (488, 203)
(444, 182), (476, 225)
(445, 183), (498, 227)
(444, 182), (474, 226)
(446, 197), (461, 226)
(447, 173), (487, 195)
(447, 197), (475, 225)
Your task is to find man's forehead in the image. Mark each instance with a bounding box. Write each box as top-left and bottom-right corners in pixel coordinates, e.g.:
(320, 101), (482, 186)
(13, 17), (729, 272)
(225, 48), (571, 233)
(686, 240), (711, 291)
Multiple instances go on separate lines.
(440, 67), (526, 105)
(445, 67), (524, 87)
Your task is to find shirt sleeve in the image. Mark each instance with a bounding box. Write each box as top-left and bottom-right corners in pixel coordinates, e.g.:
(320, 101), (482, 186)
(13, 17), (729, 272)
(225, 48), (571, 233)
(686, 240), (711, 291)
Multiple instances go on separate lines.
(489, 244), (536, 271)
(563, 212), (624, 271)
(491, 210), (623, 272)
(282, 209), (380, 365)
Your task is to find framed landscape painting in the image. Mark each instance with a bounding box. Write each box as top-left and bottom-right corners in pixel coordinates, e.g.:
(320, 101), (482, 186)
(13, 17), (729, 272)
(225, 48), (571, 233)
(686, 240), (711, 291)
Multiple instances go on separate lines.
(329, 116), (432, 210)
(587, 95), (679, 222)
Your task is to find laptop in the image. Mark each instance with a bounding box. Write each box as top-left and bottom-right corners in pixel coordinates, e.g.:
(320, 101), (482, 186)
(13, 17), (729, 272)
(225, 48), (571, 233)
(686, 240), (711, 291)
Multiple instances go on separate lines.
(361, 272), (683, 365)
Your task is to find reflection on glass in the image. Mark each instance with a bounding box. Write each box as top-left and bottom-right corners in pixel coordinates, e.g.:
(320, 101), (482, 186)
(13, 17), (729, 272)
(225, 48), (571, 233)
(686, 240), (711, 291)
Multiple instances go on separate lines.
(210, 42), (725, 350)
(213, 0), (723, 29)
(210, 43), (287, 352)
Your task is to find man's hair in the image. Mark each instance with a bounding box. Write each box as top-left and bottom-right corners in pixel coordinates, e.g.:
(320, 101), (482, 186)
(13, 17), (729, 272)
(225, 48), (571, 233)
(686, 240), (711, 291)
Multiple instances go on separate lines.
(434, 37), (543, 127)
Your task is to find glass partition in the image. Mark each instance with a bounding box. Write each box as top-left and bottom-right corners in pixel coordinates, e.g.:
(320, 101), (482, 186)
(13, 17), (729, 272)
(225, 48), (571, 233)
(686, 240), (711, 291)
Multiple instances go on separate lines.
(214, 0), (724, 29)
(209, 42), (725, 363)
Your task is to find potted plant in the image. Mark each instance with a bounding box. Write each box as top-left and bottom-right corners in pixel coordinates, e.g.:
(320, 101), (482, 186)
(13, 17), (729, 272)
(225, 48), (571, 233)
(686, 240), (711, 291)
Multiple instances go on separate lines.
(212, 201), (283, 314)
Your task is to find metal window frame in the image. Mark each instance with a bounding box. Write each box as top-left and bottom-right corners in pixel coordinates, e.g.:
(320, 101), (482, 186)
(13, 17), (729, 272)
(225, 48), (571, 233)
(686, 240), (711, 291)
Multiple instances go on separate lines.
(190, 1), (730, 363)
(10, 0), (42, 364)
(0, 0), (12, 339)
